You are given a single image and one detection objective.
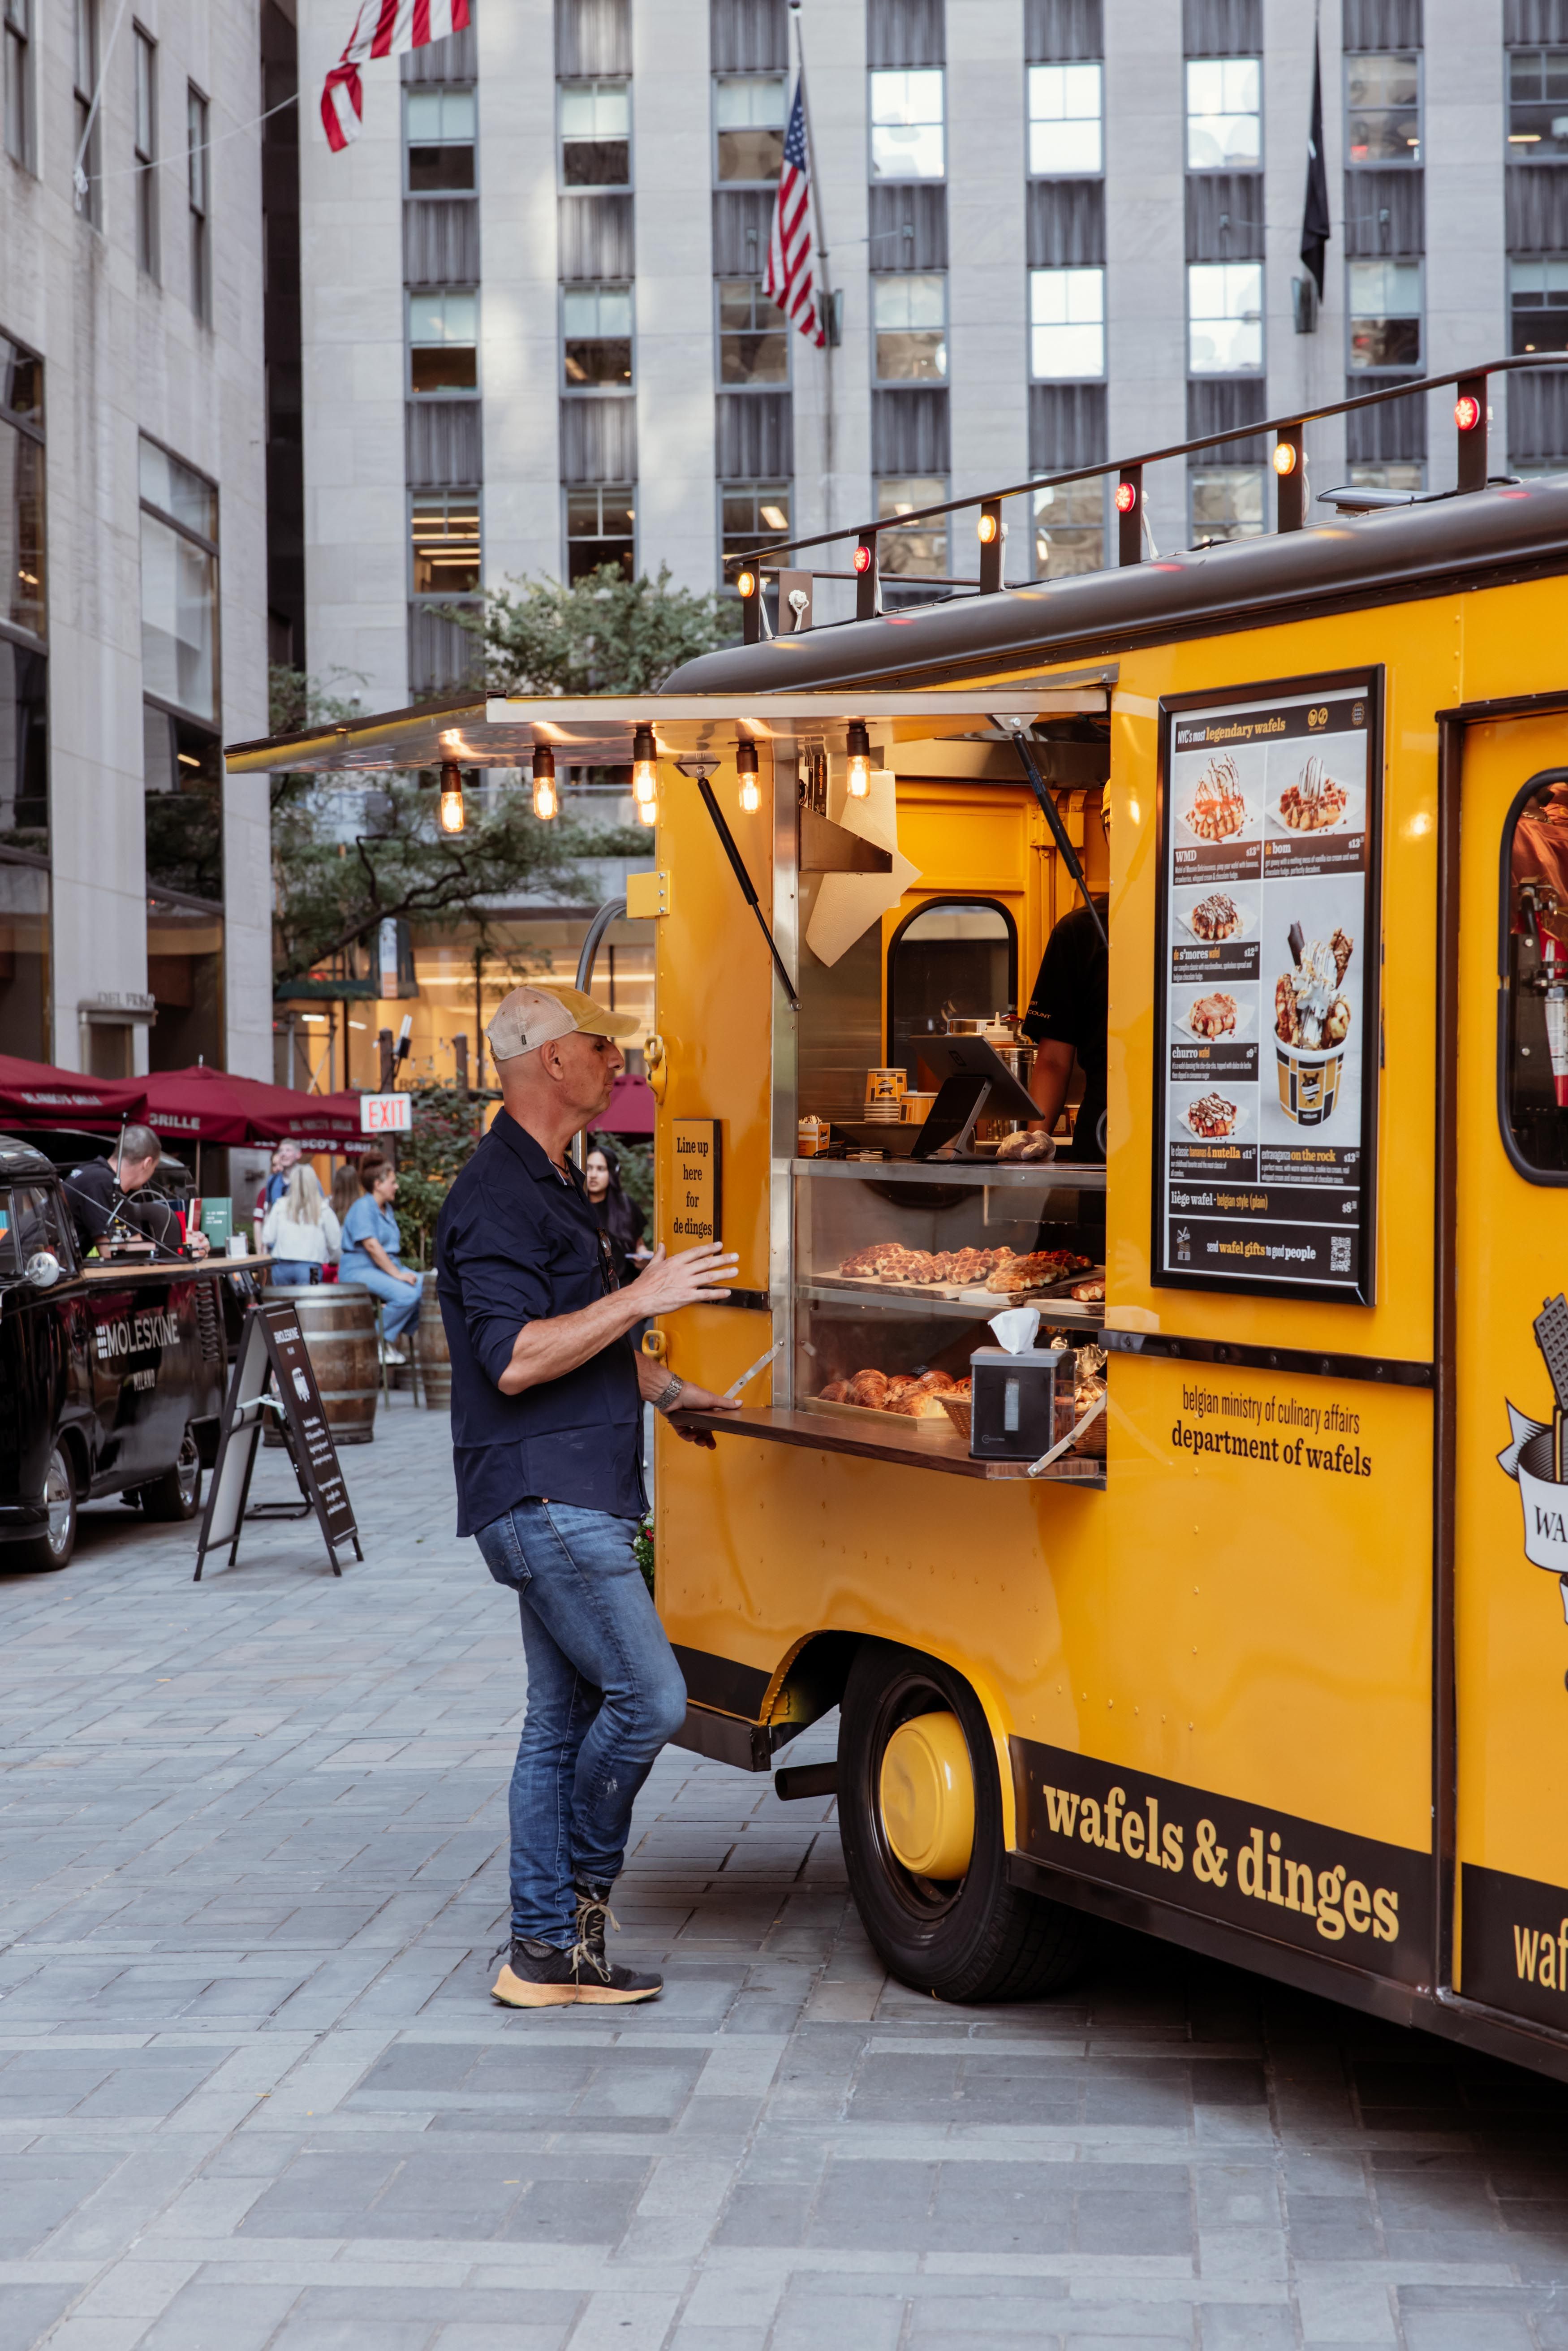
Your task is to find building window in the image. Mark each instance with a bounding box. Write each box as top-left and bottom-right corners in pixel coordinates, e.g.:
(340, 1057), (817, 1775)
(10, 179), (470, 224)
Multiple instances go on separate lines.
(715, 74), (785, 184)
(1185, 57), (1261, 170)
(870, 69), (944, 181)
(562, 285), (633, 388)
(410, 492), (481, 596)
(187, 85), (210, 322)
(1027, 62), (1101, 176)
(134, 26), (158, 279)
(1188, 261), (1262, 373)
(1346, 52), (1421, 164)
(720, 482), (790, 585)
(877, 476), (947, 577)
(560, 81), (629, 188)
(566, 485), (634, 582)
(1033, 478), (1104, 578)
(0, 334), (44, 641)
(873, 274), (947, 383)
(1348, 462), (1424, 492)
(1030, 266), (1105, 379)
(405, 85), (476, 193)
(139, 437), (217, 724)
(1509, 49), (1568, 156)
(4, 0), (33, 173)
(1348, 257), (1421, 369)
(718, 280), (789, 385)
(73, 0), (100, 225)
(1511, 257), (1568, 354)
(1190, 466), (1265, 546)
(409, 289), (478, 394)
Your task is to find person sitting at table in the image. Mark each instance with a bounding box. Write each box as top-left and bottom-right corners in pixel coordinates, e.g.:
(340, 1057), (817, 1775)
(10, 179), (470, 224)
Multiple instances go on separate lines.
(65, 1124), (209, 1259)
(340, 1152), (422, 1363)
(261, 1164), (341, 1287)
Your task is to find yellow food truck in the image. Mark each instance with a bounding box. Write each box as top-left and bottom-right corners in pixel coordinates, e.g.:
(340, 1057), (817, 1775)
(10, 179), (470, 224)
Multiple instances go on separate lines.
(230, 359), (1568, 2081)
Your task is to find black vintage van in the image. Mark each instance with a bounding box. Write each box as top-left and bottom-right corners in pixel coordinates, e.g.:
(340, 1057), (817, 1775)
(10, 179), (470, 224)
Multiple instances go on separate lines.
(0, 1137), (227, 1570)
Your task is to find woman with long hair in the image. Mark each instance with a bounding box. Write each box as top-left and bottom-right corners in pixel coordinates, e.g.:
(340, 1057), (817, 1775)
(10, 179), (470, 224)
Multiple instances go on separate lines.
(261, 1163), (342, 1286)
(583, 1139), (647, 1279)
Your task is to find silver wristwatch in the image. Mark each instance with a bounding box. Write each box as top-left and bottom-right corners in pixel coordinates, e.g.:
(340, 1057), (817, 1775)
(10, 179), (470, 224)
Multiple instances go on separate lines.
(652, 1373), (685, 1414)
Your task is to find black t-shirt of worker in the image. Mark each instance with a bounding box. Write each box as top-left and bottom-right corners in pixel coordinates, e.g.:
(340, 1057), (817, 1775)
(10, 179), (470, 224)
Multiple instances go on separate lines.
(65, 1158), (180, 1254)
(1021, 897), (1108, 1164)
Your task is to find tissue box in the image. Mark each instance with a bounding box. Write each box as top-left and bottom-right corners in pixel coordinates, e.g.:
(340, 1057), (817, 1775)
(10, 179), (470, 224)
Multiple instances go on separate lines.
(968, 1344), (1072, 1462)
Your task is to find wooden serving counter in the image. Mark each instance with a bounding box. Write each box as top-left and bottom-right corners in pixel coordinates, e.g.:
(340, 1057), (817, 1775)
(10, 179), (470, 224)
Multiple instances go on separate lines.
(676, 1403), (1105, 1485)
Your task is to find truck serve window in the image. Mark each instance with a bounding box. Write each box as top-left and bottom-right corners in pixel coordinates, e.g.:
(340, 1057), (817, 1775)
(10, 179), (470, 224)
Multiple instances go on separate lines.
(887, 899), (1017, 1086)
(1502, 775), (1568, 1178)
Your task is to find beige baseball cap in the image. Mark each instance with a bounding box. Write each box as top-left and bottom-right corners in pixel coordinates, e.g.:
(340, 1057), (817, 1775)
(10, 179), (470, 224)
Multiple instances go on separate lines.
(484, 983), (642, 1062)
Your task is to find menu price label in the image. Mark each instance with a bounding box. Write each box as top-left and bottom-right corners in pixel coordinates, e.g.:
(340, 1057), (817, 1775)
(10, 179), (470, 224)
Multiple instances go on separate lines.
(1154, 677), (1381, 1302)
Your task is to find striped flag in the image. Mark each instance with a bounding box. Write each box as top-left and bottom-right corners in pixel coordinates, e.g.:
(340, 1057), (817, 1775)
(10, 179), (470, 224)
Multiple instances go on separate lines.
(321, 0), (472, 153)
(764, 78), (824, 349)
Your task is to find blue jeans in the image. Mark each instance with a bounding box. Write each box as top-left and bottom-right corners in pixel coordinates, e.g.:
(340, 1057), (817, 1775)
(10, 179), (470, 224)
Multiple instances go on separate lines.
(345, 1263), (421, 1341)
(474, 1499), (687, 1946)
(268, 1260), (322, 1286)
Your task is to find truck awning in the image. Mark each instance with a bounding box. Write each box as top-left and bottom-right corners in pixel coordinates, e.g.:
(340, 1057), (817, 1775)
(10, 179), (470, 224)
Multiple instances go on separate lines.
(223, 684), (1111, 775)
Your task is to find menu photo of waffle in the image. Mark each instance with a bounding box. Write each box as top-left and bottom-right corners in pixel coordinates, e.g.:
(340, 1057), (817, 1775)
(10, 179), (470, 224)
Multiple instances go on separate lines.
(1176, 750), (1258, 846)
(1175, 1087), (1250, 1144)
(1179, 888), (1251, 943)
(1174, 986), (1251, 1043)
(1271, 751), (1356, 836)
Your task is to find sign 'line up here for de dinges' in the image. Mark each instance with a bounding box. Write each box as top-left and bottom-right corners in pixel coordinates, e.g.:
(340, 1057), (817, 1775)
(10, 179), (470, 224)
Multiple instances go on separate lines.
(671, 1120), (721, 1246)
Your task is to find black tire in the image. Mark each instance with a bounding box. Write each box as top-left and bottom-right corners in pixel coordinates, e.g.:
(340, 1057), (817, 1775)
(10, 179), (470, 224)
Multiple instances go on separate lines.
(14, 1446), (77, 1572)
(137, 1428), (202, 1523)
(838, 1638), (1095, 2004)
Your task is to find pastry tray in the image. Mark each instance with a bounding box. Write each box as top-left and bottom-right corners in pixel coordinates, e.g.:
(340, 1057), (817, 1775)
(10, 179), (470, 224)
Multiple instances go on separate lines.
(811, 1265), (1105, 1307)
(803, 1394), (960, 1437)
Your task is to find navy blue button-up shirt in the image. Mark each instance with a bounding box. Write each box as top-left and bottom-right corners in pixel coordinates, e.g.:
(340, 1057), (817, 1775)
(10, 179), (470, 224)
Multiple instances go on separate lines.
(435, 1111), (646, 1537)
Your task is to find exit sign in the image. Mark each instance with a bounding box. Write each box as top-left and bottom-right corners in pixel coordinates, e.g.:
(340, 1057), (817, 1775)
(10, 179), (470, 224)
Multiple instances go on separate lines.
(360, 1092), (412, 1135)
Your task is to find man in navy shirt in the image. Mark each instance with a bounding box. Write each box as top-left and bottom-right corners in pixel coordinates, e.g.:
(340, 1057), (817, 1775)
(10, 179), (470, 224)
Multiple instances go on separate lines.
(436, 984), (739, 2009)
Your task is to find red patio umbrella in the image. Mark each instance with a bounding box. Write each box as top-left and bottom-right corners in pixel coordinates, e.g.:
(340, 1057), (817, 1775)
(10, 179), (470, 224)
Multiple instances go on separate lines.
(589, 1070), (655, 1138)
(141, 1067), (372, 1152)
(0, 1054), (148, 1129)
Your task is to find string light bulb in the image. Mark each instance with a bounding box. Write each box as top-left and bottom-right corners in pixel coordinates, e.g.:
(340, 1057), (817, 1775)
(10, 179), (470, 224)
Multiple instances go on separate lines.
(531, 743), (557, 820)
(846, 719), (872, 800)
(737, 740), (761, 814)
(631, 722), (658, 807)
(438, 760), (465, 834)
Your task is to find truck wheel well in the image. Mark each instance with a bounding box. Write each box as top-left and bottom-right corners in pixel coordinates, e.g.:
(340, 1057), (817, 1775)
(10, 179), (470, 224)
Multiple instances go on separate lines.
(768, 1631), (863, 1742)
(56, 1428), (88, 1497)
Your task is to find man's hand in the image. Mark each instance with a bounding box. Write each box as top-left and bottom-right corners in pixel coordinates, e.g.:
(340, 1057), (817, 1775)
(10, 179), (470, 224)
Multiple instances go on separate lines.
(186, 1229), (211, 1259)
(665, 1379), (742, 1449)
(627, 1242), (739, 1315)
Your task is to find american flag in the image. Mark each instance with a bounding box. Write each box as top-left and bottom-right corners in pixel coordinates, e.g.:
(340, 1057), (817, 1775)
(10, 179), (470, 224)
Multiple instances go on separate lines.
(764, 79), (824, 350)
(322, 0), (472, 153)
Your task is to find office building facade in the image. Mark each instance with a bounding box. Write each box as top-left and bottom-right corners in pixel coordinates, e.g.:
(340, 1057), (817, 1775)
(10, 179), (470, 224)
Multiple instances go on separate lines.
(289, 0), (1547, 707)
(0, 0), (270, 1078)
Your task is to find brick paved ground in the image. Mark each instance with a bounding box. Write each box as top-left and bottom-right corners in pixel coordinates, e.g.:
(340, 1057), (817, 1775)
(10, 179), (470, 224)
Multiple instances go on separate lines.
(5, 1407), (1568, 2351)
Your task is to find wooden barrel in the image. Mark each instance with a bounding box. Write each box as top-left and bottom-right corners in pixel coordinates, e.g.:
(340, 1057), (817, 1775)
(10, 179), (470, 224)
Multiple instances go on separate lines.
(417, 1269), (451, 1411)
(265, 1281), (379, 1446)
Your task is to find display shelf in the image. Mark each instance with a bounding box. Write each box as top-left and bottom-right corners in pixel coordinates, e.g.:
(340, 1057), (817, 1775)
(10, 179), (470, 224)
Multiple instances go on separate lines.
(791, 1157), (1106, 1192)
(677, 1404), (1106, 1486)
(797, 1281), (1105, 1326)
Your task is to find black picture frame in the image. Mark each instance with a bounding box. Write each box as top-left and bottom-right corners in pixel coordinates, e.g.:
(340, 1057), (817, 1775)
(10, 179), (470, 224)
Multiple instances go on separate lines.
(1150, 666), (1384, 1306)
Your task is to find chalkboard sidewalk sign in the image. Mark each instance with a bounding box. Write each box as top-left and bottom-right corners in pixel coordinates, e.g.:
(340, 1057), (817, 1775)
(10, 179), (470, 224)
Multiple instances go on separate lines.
(194, 1299), (364, 1581)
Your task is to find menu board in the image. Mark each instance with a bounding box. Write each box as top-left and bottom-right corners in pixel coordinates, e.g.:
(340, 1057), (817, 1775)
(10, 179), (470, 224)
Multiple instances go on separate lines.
(1154, 676), (1381, 1302)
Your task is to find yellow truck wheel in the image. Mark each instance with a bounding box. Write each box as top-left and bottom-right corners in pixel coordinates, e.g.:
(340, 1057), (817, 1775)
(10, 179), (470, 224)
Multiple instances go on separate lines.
(838, 1639), (1094, 2004)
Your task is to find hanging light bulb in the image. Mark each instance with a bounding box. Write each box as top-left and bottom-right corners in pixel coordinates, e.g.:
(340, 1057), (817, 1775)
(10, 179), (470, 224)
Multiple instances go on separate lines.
(631, 722), (658, 807)
(636, 793), (657, 827)
(737, 740), (761, 814)
(438, 760), (465, 834)
(531, 743), (557, 820)
(845, 719), (872, 800)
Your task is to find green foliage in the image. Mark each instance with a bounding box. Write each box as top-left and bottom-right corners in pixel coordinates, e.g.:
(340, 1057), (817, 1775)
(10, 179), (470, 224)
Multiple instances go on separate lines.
(267, 667), (642, 988)
(633, 1515), (655, 1597)
(606, 1137), (654, 1222)
(389, 1081), (491, 1268)
(474, 564), (736, 698)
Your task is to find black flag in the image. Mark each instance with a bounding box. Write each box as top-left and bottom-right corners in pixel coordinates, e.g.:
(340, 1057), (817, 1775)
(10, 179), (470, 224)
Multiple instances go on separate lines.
(1300, 30), (1330, 297)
